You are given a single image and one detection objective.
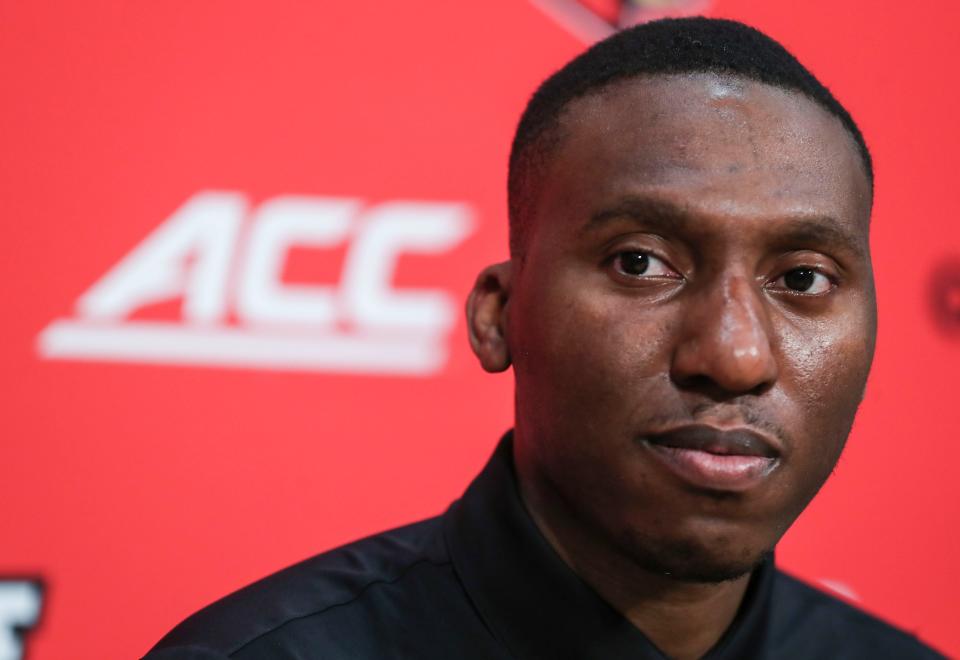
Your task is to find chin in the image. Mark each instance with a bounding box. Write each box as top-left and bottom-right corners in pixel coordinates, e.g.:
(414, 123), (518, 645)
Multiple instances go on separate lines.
(616, 527), (773, 584)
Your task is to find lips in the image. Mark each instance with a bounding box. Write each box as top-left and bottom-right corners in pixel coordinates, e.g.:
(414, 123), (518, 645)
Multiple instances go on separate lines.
(642, 425), (782, 492)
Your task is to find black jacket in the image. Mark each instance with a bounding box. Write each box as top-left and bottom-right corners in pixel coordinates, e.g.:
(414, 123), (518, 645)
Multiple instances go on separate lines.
(144, 434), (944, 659)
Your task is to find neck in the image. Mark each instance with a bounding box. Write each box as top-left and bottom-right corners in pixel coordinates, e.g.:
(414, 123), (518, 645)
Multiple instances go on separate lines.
(517, 469), (752, 660)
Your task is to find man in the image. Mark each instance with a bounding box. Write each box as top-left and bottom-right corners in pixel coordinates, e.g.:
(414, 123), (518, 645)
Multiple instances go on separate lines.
(144, 18), (944, 660)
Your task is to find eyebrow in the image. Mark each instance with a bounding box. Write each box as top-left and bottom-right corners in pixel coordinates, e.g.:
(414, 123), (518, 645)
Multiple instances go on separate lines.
(585, 197), (696, 236)
(584, 195), (867, 260)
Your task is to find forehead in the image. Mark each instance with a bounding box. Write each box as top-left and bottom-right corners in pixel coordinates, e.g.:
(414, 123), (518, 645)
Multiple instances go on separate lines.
(535, 73), (872, 239)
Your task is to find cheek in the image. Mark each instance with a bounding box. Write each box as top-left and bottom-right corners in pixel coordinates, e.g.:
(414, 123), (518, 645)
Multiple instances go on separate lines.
(513, 282), (677, 405)
(776, 314), (873, 469)
(782, 318), (871, 406)
(510, 275), (686, 466)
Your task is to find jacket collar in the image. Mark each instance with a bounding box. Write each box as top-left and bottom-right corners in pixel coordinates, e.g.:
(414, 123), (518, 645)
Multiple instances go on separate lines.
(443, 432), (774, 659)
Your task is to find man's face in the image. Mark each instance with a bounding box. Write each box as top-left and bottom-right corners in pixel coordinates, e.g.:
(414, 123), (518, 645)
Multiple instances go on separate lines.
(505, 73), (876, 581)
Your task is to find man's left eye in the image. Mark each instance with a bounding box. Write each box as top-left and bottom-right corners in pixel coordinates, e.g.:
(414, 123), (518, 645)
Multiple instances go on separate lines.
(772, 268), (833, 295)
(613, 251), (676, 278)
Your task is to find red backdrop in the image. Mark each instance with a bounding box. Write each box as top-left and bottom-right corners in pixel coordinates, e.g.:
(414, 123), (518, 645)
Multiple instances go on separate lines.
(1, 1), (958, 658)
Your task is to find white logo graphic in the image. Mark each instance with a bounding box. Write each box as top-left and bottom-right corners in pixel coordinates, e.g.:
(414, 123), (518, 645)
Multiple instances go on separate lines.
(0, 581), (42, 660)
(531, 0), (713, 43)
(39, 192), (474, 375)
(817, 578), (861, 603)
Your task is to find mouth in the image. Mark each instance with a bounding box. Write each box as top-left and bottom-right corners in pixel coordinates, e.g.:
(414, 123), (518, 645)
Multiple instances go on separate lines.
(641, 424), (782, 493)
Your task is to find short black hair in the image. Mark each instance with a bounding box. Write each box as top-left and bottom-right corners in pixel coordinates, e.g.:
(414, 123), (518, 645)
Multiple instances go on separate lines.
(508, 17), (873, 255)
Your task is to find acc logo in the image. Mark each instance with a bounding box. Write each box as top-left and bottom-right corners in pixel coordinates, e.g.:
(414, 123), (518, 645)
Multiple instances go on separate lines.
(38, 192), (473, 375)
(0, 580), (42, 660)
(531, 0), (713, 42)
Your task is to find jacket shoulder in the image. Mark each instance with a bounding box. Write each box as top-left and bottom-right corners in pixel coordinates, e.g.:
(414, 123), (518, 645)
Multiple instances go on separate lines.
(144, 515), (448, 659)
(770, 570), (946, 659)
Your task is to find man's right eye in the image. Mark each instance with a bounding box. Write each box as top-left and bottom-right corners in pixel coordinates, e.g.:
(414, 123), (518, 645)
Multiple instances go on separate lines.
(613, 251), (677, 278)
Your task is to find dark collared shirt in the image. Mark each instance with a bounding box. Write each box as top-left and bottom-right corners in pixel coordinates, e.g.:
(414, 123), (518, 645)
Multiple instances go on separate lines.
(144, 434), (944, 660)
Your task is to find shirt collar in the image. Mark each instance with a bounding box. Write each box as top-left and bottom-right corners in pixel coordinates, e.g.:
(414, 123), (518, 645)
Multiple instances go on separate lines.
(443, 431), (774, 659)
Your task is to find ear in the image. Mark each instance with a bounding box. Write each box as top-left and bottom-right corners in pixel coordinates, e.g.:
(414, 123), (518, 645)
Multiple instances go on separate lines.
(466, 261), (513, 373)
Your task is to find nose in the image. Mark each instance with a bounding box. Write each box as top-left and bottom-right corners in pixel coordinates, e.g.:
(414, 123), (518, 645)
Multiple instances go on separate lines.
(671, 275), (778, 396)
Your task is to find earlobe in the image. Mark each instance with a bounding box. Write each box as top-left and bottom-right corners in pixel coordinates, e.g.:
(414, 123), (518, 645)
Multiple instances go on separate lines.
(466, 261), (513, 373)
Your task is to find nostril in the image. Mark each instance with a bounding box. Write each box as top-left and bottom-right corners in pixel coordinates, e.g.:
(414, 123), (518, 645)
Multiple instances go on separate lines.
(672, 371), (773, 401)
